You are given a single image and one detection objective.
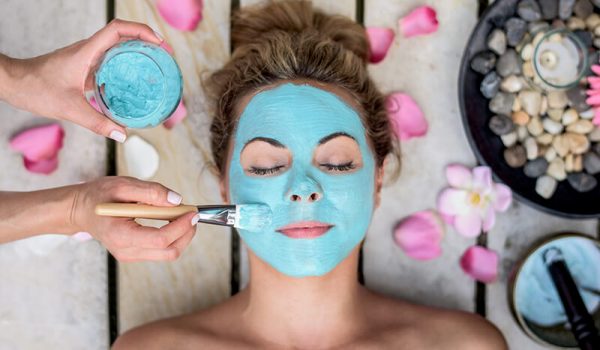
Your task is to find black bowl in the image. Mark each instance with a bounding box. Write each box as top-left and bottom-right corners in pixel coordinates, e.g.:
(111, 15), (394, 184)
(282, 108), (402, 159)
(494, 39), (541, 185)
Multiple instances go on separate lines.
(458, 0), (600, 218)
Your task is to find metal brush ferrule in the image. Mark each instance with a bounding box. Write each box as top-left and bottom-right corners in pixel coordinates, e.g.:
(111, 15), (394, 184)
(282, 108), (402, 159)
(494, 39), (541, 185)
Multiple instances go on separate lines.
(196, 205), (237, 227)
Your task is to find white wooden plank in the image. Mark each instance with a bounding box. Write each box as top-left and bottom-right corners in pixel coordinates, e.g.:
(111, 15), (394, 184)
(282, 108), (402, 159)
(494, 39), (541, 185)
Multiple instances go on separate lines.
(0, 0), (108, 348)
(115, 0), (232, 333)
(363, 0), (479, 311)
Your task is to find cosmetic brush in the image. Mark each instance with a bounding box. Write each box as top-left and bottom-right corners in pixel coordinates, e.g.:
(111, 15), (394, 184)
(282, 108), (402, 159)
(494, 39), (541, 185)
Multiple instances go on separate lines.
(95, 203), (271, 232)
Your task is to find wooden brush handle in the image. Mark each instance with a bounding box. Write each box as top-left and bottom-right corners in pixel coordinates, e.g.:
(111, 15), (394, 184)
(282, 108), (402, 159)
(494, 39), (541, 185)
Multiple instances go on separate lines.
(95, 203), (197, 220)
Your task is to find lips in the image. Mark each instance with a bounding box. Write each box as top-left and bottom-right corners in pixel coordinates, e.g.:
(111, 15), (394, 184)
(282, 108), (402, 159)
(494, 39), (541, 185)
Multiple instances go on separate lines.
(276, 221), (333, 239)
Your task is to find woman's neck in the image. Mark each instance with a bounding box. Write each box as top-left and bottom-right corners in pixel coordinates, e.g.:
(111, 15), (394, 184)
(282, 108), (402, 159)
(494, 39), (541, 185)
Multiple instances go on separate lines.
(238, 246), (367, 348)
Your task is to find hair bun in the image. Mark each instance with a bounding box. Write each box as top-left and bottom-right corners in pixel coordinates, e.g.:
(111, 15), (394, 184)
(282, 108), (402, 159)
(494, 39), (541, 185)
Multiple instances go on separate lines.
(231, 0), (368, 63)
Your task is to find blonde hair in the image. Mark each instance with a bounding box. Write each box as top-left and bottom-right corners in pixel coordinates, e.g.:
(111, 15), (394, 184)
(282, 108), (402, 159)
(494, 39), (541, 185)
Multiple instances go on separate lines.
(208, 0), (400, 177)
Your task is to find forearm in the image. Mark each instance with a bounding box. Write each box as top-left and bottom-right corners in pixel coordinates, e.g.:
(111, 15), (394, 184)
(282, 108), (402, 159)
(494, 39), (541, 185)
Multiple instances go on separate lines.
(0, 186), (77, 243)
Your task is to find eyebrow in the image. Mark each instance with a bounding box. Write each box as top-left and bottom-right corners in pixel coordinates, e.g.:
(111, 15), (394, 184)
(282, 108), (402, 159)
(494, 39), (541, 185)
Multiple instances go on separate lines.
(243, 137), (286, 150)
(318, 132), (356, 145)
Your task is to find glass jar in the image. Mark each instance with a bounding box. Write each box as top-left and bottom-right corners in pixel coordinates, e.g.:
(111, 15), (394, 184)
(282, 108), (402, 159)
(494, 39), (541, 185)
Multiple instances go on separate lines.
(93, 40), (183, 128)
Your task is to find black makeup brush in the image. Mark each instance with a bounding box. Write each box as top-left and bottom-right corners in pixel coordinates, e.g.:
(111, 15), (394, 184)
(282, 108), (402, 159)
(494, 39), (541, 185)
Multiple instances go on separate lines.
(543, 247), (600, 350)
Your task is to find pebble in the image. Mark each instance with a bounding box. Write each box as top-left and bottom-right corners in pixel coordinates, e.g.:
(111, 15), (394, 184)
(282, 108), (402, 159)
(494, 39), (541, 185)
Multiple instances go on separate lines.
(496, 49), (522, 77)
(583, 152), (600, 174)
(538, 144), (550, 157)
(595, 25), (600, 36)
(547, 91), (569, 109)
(512, 110), (530, 125)
(524, 137), (539, 160)
(543, 118), (565, 134)
(487, 29), (507, 55)
(524, 157), (549, 177)
(522, 61), (535, 78)
(547, 108), (564, 121)
(579, 109), (594, 119)
(504, 145), (527, 167)
(565, 132), (590, 154)
(559, 0), (577, 19)
(505, 17), (528, 47)
(520, 44), (534, 62)
(518, 0), (543, 21)
(519, 90), (542, 116)
(539, 0), (559, 20)
(517, 125), (529, 140)
(513, 96), (522, 112)
(593, 38), (600, 49)
(586, 13), (600, 29)
(547, 157), (567, 180)
(532, 32), (545, 47)
(567, 16), (587, 30)
(566, 153), (575, 172)
(592, 0), (600, 8)
(574, 154), (583, 171)
(489, 115), (515, 135)
(540, 96), (548, 115)
(552, 134), (570, 157)
(537, 133), (554, 145)
(594, 142), (600, 155)
(489, 92), (516, 115)
(471, 51), (497, 75)
(566, 119), (594, 133)
(573, 30), (593, 47)
(566, 87), (590, 112)
(561, 108), (579, 125)
(574, 0), (594, 19)
(501, 131), (518, 147)
(567, 172), (597, 192)
(588, 127), (600, 141)
(501, 75), (525, 92)
(552, 18), (567, 29)
(536, 175), (558, 199)
(527, 116), (545, 136)
(529, 20), (551, 33)
(545, 147), (558, 161)
(480, 71), (501, 98)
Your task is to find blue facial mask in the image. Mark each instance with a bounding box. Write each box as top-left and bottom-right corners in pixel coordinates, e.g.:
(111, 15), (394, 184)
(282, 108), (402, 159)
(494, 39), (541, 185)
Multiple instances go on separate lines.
(228, 83), (376, 277)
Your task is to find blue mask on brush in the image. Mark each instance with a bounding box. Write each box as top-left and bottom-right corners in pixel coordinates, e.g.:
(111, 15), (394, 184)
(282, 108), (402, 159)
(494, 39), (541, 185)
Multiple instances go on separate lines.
(228, 83), (376, 277)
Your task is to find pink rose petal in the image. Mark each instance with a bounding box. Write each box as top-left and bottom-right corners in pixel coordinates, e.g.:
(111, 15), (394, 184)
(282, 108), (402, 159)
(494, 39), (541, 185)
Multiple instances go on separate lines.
(590, 81), (600, 90)
(586, 94), (600, 106)
(472, 166), (493, 193)
(493, 183), (512, 212)
(592, 64), (600, 76)
(588, 76), (600, 85)
(454, 211), (482, 237)
(460, 246), (499, 283)
(399, 6), (439, 38)
(481, 205), (496, 232)
(386, 92), (428, 141)
(23, 155), (59, 175)
(366, 27), (395, 64)
(446, 164), (472, 189)
(10, 124), (64, 162)
(437, 188), (469, 216)
(156, 0), (203, 32)
(163, 99), (188, 129)
(393, 210), (444, 260)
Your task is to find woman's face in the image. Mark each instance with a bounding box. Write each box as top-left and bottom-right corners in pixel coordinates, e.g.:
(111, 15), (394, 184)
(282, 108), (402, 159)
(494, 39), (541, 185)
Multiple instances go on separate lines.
(223, 82), (381, 277)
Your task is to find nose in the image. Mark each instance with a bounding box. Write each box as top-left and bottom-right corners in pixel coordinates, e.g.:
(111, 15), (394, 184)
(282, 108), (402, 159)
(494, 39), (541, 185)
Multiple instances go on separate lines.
(287, 175), (323, 203)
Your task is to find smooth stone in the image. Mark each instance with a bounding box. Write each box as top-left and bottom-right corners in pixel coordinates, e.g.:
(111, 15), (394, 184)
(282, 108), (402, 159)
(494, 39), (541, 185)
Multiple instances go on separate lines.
(504, 145), (528, 167)
(565, 132), (590, 154)
(579, 109), (594, 119)
(547, 157), (567, 180)
(595, 25), (600, 36)
(588, 127), (600, 141)
(532, 31), (545, 47)
(547, 108), (565, 121)
(512, 110), (531, 125)
(592, 0), (600, 7)
(540, 95), (548, 116)
(594, 142), (600, 154)
(566, 119), (594, 133)
(525, 137), (539, 160)
(529, 20), (551, 33)
(545, 147), (558, 161)
(527, 116), (544, 136)
(471, 51), (497, 75)
(500, 75), (525, 92)
(574, 154), (583, 171)
(552, 134), (570, 157)
(480, 71), (501, 98)
(524, 157), (549, 177)
(539, 0), (559, 20)
(536, 175), (558, 198)
(574, 0), (594, 18)
(588, 51), (600, 70)
(505, 17), (528, 46)
(583, 152), (600, 174)
(566, 86), (590, 112)
(567, 16), (587, 30)
(566, 153), (575, 172)
(496, 49), (521, 77)
(537, 133), (554, 145)
(552, 19), (567, 29)
(593, 38), (600, 49)
(487, 29), (507, 55)
(517, 125), (529, 140)
(573, 30), (593, 48)
(518, 0), (543, 21)
(567, 172), (597, 191)
(585, 13), (600, 29)
(522, 61), (535, 77)
(489, 115), (515, 135)
(520, 44), (534, 61)
(543, 118), (565, 134)
(562, 108), (579, 125)
(489, 92), (516, 115)
(538, 144), (550, 157)
(513, 96), (522, 112)
(547, 91), (569, 109)
(560, 0), (577, 19)
(501, 131), (518, 147)
(519, 90), (542, 116)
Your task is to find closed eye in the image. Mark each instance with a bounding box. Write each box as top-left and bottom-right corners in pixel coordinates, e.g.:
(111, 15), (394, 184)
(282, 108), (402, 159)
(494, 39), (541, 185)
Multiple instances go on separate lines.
(319, 161), (356, 172)
(247, 165), (285, 176)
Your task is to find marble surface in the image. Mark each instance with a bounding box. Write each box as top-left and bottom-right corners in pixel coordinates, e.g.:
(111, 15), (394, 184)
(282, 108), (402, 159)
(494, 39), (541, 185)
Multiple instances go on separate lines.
(115, 0), (232, 333)
(0, 0), (108, 348)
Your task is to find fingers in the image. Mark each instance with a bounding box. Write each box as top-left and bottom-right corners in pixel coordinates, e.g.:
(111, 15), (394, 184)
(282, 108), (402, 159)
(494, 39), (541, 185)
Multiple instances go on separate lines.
(109, 177), (183, 207)
(89, 19), (163, 54)
(70, 97), (127, 142)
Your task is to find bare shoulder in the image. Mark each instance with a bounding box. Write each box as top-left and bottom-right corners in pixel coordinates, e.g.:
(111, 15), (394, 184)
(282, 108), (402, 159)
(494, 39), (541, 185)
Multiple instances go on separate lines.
(361, 289), (507, 350)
